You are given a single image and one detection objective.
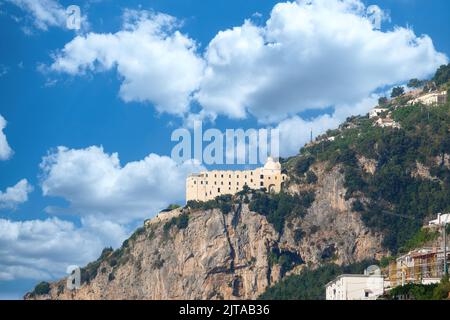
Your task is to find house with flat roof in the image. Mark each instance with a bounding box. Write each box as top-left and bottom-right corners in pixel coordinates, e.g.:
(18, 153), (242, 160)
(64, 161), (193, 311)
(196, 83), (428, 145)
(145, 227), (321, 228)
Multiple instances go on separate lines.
(326, 273), (385, 300)
(408, 91), (447, 106)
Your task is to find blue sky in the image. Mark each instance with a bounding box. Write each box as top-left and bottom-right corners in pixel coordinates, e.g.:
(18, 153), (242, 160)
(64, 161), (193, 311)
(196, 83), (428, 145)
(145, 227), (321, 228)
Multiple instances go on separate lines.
(0, 0), (449, 299)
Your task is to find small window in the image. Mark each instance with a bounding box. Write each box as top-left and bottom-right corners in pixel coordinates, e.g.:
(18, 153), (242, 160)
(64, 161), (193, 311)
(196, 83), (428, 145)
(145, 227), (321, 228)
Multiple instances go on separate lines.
(218, 188), (221, 192)
(260, 182), (264, 187)
(229, 182), (231, 185)
(215, 174), (217, 178)
(201, 181), (203, 185)
(206, 181), (208, 185)
(229, 175), (231, 178)
(237, 175), (239, 178)
(364, 292), (369, 298)
(251, 179), (253, 183)
(260, 175), (264, 179)
(245, 175), (247, 179)
(221, 181), (224, 185)
(221, 174), (224, 178)
(206, 174), (208, 177)
(214, 181), (217, 185)
(194, 181), (197, 185)
(237, 182), (239, 186)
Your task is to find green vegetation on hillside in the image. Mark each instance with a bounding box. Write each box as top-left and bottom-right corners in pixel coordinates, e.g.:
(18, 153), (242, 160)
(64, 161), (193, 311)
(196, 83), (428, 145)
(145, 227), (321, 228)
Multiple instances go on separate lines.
(391, 86), (405, 98)
(387, 277), (450, 300)
(160, 204), (181, 212)
(399, 228), (440, 253)
(433, 64), (450, 86)
(269, 247), (304, 277)
(31, 281), (51, 296)
(163, 213), (189, 237)
(186, 194), (233, 215)
(295, 84), (450, 253)
(259, 260), (376, 300)
(249, 191), (315, 233)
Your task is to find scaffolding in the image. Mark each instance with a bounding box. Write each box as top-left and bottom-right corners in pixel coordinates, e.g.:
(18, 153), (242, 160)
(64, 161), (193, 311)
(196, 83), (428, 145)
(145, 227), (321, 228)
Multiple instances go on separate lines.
(388, 248), (449, 287)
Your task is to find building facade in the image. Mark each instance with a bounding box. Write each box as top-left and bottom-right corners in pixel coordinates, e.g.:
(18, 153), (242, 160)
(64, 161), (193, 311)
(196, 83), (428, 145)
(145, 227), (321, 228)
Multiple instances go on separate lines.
(388, 248), (447, 287)
(408, 91), (448, 106)
(326, 274), (385, 300)
(186, 157), (287, 202)
(374, 117), (401, 129)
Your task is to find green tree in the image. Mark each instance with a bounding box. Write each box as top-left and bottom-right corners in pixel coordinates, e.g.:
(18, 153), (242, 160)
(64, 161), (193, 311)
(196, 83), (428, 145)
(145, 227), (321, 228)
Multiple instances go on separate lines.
(306, 171), (318, 184)
(433, 64), (450, 86)
(391, 86), (405, 98)
(378, 97), (388, 106)
(33, 281), (51, 295)
(407, 78), (424, 88)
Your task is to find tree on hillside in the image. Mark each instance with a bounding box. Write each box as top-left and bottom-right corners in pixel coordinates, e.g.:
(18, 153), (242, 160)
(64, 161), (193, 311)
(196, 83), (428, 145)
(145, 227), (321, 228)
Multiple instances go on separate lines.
(391, 86), (405, 98)
(433, 64), (450, 86)
(407, 78), (425, 88)
(378, 97), (388, 106)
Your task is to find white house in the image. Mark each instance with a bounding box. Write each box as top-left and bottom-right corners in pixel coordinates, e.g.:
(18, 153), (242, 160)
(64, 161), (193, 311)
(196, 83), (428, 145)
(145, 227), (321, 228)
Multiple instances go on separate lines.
(408, 91), (447, 106)
(374, 117), (401, 129)
(429, 213), (450, 226)
(326, 274), (384, 300)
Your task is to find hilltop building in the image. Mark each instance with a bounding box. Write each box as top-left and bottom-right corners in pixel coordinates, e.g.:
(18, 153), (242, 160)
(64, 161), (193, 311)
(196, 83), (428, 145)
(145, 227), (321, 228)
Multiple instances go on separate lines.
(186, 157), (287, 202)
(408, 90), (447, 106)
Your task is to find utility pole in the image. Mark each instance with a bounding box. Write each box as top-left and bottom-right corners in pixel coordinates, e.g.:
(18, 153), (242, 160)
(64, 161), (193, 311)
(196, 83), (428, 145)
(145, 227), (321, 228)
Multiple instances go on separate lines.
(440, 213), (449, 276)
(444, 221), (448, 276)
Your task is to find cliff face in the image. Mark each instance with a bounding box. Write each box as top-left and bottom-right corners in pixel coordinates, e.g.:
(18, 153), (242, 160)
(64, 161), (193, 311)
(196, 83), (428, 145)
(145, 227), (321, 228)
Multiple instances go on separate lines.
(27, 164), (386, 300)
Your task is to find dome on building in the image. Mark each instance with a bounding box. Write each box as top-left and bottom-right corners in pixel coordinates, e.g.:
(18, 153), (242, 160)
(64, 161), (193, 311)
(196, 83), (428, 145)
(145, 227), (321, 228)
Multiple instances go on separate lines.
(263, 157), (281, 171)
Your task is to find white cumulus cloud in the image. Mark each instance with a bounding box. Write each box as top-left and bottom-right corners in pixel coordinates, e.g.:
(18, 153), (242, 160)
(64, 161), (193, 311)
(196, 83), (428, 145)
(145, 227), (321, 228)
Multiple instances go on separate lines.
(6, 0), (67, 30)
(276, 94), (380, 156)
(0, 217), (105, 281)
(0, 115), (13, 161)
(0, 146), (203, 283)
(50, 10), (205, 115)
(0, 179), (33, 210)
(40, 145), (204, 223)
(48, 0), (447, 129)
(195, 0), (447, 122)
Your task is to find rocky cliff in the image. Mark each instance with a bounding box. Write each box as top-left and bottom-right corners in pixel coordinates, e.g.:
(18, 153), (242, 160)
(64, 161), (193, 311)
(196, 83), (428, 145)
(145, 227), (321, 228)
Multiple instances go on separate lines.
(26, 163), (385, 300)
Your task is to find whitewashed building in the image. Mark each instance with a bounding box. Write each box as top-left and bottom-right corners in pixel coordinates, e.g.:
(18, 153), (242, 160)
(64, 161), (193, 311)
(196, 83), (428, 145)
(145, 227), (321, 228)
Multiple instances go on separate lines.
(408, 91), (447, 106)
(429, 213), (450, 226)
(374, 117), (401, 129)
(326, 274), (384, 300)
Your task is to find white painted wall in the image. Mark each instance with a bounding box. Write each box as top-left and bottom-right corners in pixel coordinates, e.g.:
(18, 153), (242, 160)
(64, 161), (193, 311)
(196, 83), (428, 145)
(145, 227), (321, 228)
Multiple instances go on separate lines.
(326, 275), (384, 300)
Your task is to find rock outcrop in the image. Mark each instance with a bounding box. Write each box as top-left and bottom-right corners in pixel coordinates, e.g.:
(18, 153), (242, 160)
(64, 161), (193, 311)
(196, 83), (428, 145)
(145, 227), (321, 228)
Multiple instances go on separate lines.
(26, 163), (386, 300)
